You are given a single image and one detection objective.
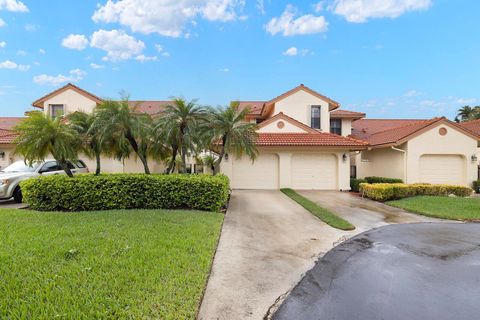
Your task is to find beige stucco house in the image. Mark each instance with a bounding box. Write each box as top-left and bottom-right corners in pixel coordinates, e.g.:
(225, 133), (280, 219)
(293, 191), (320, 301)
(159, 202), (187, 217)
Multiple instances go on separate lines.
(0, 83), (478, 190)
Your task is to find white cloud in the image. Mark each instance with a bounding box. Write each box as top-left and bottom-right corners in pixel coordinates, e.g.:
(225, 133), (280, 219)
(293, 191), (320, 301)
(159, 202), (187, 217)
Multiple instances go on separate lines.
(266, 5), (328, 36)
(314, 1), (324, 12)
(62, 34), (89, 50)
(0, 41), (5, 48)
(283, 46), (298, 56)
(16, 49), (26, 56)
(33, 68), (86, 86)
(404, 89), (421, 97)
(0, 18), (5, 27)
(256, 0), (265, 14)
(0, 0), (28, 12)
(92, 0), (246, 37)
(24, 23), (39, 32)
(332, 0), (432, 23)
(0, 59), (29, 71)
(219, 67), (230, 72)
(90, 29), (145, 61)
(39, 48), (46, 54)
(135, 54), (158, 62)
(89, 63), (105, 69)
(155, 44), (170, 57)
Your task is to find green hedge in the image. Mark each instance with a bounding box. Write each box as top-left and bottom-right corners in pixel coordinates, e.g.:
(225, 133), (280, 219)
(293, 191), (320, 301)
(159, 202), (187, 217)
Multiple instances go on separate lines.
(360, 183), (472, 202)
(364, 176), (404, 184)
(473, 180), (480, 193)
(350, 178), (367, 192)
(21, 174), (230, 212)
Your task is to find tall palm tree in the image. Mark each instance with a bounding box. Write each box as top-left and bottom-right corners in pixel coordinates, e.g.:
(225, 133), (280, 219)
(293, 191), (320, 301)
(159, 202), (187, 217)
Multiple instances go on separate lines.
(14, 111), (80, 177)
(92, 99), (153, 174)
(207, 102), (258, 175)
(67, 111), (104, 175)
(155, 98), (206, 173)
(457, 106), (477, 122)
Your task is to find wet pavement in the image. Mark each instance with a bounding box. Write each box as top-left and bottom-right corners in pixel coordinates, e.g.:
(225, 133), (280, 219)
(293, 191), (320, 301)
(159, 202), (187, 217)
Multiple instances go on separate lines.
(273, 223), (480, 320)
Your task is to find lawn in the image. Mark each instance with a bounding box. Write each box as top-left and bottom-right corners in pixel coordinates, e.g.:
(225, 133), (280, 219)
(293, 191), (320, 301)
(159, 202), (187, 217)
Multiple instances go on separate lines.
(387, 196), (480, 221)
(280, 188), (355, 230)
(0, 209), (224, 319)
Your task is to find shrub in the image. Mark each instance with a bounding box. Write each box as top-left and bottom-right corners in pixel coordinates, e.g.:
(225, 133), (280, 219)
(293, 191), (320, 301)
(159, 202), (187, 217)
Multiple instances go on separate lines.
(473, 180), (480, 194)
(360, 183), (472, 202)
(350, 178), (367, 192)
(364, 176), (404, 184)
(21, 174), (230, 212)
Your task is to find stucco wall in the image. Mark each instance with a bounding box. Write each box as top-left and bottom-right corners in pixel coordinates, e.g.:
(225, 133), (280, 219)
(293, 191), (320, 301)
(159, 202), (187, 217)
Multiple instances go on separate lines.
(356, 147), (405, 180)
(341, 119), (353, 136)
(273, 90), (330, 132)
(258, 118), (308, 133)
(0, 145), (21, 170)
(221, 146), (351, 190)
(406, 124), (478, 186)
(43, 89), (98, 116)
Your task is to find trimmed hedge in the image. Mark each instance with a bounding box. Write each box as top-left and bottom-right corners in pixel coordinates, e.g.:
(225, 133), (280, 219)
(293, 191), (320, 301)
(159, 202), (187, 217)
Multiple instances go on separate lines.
(21, 174), (230, 212)
(350, 178), (367, 192)
(364, 176), (404, 184)
(360, 183), (473, 202)
(473, 180), (480, 194)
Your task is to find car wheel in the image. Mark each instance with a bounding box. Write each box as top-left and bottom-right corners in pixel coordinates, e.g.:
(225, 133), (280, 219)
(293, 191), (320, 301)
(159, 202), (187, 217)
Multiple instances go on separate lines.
(13, 187), (22, 203)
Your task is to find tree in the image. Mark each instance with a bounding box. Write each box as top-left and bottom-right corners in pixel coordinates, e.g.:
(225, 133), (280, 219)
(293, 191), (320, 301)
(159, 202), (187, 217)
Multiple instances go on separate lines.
(14, 111), (80, 177)
(207, 102), (258, 175)
(67, 111), (104, 175)
(92, 99), (153, 174)
(154, 98), (206, 173)
(456, 105), (480, 122)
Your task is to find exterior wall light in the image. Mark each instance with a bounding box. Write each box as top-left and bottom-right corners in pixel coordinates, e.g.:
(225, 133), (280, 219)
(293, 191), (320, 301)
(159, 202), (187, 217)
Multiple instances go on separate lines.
(225, 154), (229, 161)
(0, 151), (5, 160)
(342, 154), (348, 162)
(472, 154), (478, 163)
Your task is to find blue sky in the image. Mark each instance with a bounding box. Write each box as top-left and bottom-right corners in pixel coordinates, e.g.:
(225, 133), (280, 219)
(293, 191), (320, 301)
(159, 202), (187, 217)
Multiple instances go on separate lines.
(0, 0), (479, 119)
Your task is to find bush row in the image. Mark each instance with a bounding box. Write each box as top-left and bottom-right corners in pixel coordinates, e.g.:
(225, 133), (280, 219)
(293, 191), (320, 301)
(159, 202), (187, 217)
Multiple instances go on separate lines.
(359, 183), (473, 202)
(473, 180), (480, 194)
(21, 174), (230, 212)
(350, 176), (404, 192)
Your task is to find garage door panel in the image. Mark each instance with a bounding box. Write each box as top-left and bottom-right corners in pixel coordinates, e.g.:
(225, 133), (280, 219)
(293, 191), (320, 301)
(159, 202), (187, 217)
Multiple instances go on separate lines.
(291, 154), (337, 190)
(419, 155), (465, 185)
(232, 154), (279, 189)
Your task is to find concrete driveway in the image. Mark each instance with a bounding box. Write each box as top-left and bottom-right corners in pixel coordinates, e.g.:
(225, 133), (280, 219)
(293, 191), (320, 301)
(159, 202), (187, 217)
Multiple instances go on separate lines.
(0, 199), (26, 209)
(298, 191), (437, 233)
(273, 223), (480, 320)
(198, 190), (350, 320)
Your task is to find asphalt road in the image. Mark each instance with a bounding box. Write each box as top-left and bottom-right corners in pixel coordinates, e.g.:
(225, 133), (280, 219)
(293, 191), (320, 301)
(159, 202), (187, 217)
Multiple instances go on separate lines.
(273, 223), (480, 320)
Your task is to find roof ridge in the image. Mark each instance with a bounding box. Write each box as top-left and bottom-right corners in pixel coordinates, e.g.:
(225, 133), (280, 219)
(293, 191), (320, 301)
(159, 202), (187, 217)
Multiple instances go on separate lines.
(32, 83), (103, 108)
(258, 112), (320, 134)
(368, 117), (440, 137)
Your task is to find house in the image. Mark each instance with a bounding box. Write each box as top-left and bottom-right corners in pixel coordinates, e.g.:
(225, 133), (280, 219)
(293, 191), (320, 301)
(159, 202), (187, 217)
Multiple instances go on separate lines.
(0, 83), (478, 189)
(351, 118), (480, 185)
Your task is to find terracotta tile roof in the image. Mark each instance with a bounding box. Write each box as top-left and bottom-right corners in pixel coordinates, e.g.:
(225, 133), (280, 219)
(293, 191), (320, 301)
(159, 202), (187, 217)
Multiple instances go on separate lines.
(257, 132), (368, 147)
(0, 117), (24, 130)
(0, 129), (18, 144)
(351, 119), (426, 141)
(32, 83), (103, 108)
(128, 100), (172, 115)
(257, 112), (319, 133)
(458, 119), (480, 135)
(237, 101), (266, 115)
(353, 117), (480, 147)
(330, 109), (365, 119)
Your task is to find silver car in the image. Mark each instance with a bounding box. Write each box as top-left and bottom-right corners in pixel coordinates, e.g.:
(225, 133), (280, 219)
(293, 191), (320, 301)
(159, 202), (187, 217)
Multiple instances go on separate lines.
(0, 160), (89, 203)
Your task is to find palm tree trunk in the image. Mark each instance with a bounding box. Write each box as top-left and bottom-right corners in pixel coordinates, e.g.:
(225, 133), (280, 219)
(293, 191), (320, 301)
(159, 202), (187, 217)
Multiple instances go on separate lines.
(181, 145), (188, 173)
(167, 145), (178, 174)
(95, 151), (101, 175)
(125, 131), (150, 174)
(213, 137), (227, 175)
(59, 159), (74, 178)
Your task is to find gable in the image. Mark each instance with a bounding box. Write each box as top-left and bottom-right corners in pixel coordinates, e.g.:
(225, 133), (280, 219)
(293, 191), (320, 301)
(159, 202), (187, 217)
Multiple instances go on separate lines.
(408, 122), (478, 148)
(43, 88), (99, 114)
(258, 118), (310, 133)
(32, 83), (103, 109)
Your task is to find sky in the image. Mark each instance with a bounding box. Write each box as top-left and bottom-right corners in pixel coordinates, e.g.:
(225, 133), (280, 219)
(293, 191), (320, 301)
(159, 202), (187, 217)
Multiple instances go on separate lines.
(0, 0), (479, 119)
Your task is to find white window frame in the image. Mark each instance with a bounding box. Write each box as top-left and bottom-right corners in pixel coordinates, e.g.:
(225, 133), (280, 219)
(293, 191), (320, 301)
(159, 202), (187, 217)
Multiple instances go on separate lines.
(50, 104), (64, 118)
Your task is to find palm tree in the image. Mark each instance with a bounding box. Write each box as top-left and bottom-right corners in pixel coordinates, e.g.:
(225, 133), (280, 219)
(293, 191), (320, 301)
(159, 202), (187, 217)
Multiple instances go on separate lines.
(92, 99), (153, 174)
(14, 111), (80, 177)
(154, 98), (206, 173)
(457, 106), (477, 122)
(207, 102), (258, 175)
(67, 111), (104, 175)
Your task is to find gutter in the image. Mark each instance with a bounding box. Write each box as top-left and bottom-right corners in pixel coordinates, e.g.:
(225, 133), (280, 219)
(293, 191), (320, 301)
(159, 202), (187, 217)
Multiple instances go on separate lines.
(391, 146), (407, 183)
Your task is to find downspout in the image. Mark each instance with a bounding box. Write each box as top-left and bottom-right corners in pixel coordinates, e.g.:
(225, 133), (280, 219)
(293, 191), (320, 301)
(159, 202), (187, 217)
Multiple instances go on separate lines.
(391, 146), (407, 183)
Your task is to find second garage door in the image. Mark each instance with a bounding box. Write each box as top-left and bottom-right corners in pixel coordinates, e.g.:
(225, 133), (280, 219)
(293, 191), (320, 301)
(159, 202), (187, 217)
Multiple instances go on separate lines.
(231, 153), (279, 189)
(419, 154), (465, 185)
(291, 154), (338, 190)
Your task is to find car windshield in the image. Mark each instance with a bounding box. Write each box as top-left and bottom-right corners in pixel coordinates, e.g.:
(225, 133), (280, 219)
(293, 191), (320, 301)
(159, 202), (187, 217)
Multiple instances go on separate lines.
(2, 161), (40, 173)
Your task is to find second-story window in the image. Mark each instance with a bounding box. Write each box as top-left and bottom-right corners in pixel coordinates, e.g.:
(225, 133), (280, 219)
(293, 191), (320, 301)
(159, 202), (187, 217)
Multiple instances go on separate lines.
(330, 119), (342, 135)
(311, 106), (321, 129)
(50, 104), (64, 118)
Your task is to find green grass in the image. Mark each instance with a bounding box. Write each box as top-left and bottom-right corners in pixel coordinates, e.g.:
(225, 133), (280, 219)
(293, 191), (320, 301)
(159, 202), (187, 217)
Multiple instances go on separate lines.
(387, 196), (480, 221)
(0, 209), (224, 319)
(280, 188), (355, 230)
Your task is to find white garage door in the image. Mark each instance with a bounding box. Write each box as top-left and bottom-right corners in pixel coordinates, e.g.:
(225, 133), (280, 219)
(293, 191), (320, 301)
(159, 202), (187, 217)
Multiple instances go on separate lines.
(231, 153), (279, 189)
(419, 154), (465, 185)
(291, 154), (337, 190)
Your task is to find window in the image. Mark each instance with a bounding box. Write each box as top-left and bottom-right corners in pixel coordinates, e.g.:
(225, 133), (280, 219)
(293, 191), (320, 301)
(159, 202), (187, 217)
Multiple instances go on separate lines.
(50, 104), (64, 118)
(39, 161), (62, 173)
(330, 119), (342, 135)
(311, 106), (321, 129)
